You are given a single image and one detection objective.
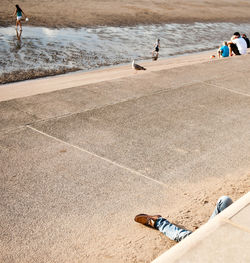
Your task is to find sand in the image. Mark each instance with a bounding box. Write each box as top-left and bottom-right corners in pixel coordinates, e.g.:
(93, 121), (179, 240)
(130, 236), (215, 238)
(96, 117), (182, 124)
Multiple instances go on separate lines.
(2, 0), (250, 28)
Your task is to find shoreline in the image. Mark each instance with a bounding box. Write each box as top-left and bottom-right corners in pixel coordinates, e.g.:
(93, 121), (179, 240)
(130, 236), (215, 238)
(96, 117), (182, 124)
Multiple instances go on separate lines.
(3, 18), (250, 29)
(2, 20), (250, 85)
(0, 46), (218, 86)
(2, 20), (250, 30)
(0, 50), (218, 102)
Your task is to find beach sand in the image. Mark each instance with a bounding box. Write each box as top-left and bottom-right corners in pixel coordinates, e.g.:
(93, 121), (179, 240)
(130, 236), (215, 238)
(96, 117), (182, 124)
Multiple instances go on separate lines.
(2, 0), (250, 27)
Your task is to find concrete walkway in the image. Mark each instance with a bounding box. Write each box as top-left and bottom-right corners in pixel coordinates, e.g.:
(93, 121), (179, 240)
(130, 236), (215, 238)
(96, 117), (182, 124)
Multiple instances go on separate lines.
(152, 192), (250, 263)
(0, 53), (250, 262)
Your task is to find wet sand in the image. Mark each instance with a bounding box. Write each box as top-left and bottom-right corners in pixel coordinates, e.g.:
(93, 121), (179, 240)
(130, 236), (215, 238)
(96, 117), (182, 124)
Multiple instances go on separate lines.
(2, 0), (250, 28)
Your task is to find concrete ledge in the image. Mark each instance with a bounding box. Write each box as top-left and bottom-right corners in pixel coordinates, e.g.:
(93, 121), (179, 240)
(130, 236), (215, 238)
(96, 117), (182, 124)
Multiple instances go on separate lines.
(152, 192), (250, 263)
(0, 50), (215, 102)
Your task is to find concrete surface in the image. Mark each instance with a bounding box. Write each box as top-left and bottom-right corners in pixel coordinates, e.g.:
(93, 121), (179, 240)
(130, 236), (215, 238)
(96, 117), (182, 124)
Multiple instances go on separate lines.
(1, 53), (250, 262)
(152, 192), (250, 263)
(0, 51), (225, 102)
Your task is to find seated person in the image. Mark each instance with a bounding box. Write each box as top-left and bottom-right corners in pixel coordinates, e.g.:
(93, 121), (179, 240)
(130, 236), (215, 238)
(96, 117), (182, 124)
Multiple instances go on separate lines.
(242, 34), (250, 48)
(217, 41), (229, 58)
(227, 32), (247, 56)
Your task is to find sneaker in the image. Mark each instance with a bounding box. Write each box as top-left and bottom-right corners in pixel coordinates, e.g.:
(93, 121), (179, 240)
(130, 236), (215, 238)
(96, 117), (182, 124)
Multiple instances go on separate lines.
(134, 214), (161, 228)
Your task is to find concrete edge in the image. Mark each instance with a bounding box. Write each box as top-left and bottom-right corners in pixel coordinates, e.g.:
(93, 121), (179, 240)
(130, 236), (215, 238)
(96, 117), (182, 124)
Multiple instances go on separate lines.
(0, 50), (217, 102)
(152, 191), (250, 263)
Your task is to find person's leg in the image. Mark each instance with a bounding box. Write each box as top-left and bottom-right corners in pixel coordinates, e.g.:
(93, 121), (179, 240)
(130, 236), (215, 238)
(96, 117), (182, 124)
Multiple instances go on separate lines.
(228, 45), (232, 56)
(19, 28), (22, 39)
(15, 28), (19, 38)
(157, 195), (233, 240)
(134, 214), (192, 242)
(16, 20), (20, 30)
(155, 217), (192, 242)
(229, 43), (240, 56)
(210, 196), (233, 219)
(218, 50), (222, 58)
(19, 20), (22, 31)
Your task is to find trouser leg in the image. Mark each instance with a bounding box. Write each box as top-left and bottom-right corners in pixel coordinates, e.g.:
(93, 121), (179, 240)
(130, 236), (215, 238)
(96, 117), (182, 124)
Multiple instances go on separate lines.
(210, 196), (233, 219)
(154, 196), (232, 242)
(155, 217), (192, 242)
(229, 43), (240, 55)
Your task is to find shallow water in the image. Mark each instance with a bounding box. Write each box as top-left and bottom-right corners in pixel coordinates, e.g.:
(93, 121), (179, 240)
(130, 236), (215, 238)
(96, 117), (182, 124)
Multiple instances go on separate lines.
(1, 22), (250, 83)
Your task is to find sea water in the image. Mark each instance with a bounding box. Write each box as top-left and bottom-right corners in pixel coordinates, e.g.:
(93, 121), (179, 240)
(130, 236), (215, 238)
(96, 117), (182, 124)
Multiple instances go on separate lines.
(1, 22), (250, 83)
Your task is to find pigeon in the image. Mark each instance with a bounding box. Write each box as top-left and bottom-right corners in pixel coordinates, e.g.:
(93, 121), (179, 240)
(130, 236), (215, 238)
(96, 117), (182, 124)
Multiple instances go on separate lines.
(132, 60), (146, 71)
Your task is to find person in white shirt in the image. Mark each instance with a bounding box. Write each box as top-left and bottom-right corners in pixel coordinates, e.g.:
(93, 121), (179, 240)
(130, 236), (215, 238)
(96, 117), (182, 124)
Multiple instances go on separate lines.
(227, 32), (247, 56)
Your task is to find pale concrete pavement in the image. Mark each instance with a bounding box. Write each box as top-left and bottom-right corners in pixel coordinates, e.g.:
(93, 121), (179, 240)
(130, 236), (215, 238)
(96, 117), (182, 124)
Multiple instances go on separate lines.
(0, 54), (250, 262)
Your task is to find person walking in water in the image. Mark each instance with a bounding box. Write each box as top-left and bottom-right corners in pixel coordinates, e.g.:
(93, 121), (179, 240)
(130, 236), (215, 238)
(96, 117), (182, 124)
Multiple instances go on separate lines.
(13, 4), (27, 32)
(152, 38), (160, 60)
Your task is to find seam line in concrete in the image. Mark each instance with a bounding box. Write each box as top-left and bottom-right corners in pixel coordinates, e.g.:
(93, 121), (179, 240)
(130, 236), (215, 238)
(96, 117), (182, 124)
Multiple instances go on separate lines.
(205, 82), (250, 97)
(9, 79), (204, 131)
(0, 79), (203, 135)
(221, 218), (250, 233)
(26, 125), (167, 188)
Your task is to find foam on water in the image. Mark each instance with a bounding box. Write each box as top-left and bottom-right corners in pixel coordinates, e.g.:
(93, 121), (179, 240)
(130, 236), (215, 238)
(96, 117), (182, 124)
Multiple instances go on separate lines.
(1, 22), (250, 83)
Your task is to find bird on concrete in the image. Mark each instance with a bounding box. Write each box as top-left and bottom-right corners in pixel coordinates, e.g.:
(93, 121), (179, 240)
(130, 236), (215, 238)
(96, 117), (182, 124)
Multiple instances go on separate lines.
(132, 60), (146, 72)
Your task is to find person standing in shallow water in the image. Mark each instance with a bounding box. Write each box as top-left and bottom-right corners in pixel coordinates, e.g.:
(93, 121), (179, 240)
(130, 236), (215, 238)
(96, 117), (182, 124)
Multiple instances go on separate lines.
(152, 38), (160, 60)
(13, 4), (27, 32)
